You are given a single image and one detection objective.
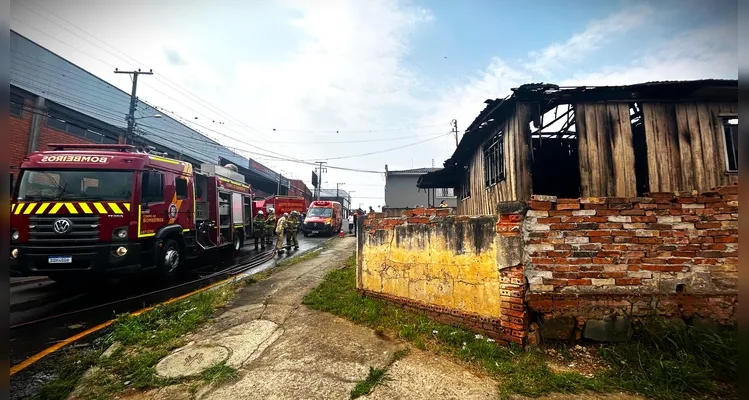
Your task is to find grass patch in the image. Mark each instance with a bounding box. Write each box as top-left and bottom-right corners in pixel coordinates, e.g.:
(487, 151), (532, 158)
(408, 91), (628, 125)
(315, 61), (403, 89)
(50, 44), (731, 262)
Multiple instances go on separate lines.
(350, 366), (390, 398)
(303, 258), (738, 400)
(349, 348), (408, 399)
(31, 280), (248, 400)
(597, 319), (738, 399)
(29, 348), (100, 400)
(277, 248), (322, 267)
(201, 362), (238, 384)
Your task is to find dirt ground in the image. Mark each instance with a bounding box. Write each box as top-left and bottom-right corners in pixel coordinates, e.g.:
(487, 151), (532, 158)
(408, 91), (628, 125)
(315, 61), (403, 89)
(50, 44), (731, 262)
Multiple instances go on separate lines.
(126, 237), (639, 400)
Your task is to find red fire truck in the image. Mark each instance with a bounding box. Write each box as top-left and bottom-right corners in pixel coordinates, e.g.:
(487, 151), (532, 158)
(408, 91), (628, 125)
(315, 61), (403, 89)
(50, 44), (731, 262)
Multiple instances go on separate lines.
(10, 144), (256, 283)
(254, 195), (306, 219)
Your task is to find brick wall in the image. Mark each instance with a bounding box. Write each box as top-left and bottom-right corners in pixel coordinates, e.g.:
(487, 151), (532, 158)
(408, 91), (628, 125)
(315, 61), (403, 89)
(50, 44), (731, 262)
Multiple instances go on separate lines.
(10, 98), (32, 177)
(37, 123), (93, 149)
(11, 100), (94, 179)
(523, 186), (738, 325)
(357, 187), (738, 347)
(358, 207), (528, 345)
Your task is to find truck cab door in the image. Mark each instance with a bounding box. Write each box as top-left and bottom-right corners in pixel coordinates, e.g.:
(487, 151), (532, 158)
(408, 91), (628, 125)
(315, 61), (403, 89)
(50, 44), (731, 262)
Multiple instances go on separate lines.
(138, 170), (167, 238)
(174, 175), (194, 230)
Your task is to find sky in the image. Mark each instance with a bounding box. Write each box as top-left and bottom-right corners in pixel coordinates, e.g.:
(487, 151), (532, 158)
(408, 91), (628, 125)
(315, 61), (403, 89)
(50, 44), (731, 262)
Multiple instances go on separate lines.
(9, 0), (738, 209)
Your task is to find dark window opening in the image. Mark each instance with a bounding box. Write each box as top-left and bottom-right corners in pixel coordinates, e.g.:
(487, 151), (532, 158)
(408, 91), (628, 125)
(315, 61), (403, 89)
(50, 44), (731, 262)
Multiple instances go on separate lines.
(483, 131), (505, 187)
(630, 103), (650, 195)
(10, 93), (24, 117)
(46, 115), (68, 131)
(530, 104), (580, 198)
(723, 117), (738, 172)
(141, 171), (164, 203)
(460, 165), (471, 199)
(531, 135), (580, 198)
(46, 112), (118, 143)
(176, 177), (188, 199)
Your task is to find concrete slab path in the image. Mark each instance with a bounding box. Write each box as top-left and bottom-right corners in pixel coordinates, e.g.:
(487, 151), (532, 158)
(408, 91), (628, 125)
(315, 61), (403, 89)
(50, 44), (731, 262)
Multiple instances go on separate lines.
(135, 237), (637, 400)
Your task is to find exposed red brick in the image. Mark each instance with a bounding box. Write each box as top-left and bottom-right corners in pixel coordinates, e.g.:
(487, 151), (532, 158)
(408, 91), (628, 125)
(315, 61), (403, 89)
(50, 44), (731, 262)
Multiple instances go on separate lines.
(529, 200), (552, 210)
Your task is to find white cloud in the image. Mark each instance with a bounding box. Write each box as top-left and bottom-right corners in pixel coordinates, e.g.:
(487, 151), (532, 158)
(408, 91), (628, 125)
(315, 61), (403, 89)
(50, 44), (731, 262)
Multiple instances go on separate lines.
(526, 4), (654, 76)
(9, 0), (737, 209)
(559, 24), (737, 86)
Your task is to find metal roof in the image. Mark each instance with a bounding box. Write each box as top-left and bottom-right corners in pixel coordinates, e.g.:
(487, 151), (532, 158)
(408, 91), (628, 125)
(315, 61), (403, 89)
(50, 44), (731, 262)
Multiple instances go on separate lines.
(10, 30), (247, 167)
(318, 188), (350, 198)
(387, 167), (441, 175)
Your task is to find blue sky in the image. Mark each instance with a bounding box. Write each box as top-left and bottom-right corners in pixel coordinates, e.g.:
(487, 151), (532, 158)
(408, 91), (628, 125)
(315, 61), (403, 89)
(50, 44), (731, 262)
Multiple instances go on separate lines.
(10, 0), (738, 208)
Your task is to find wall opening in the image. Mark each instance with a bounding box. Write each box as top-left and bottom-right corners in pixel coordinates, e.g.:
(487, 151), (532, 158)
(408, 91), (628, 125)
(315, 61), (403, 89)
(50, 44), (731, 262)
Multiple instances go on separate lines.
(530, 104), (581, 198)
(630, 103), (650, 195)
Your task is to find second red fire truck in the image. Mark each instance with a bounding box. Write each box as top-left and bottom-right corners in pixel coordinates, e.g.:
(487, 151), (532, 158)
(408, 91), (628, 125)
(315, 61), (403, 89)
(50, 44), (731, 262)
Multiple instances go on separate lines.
(10, 143), (257, 283)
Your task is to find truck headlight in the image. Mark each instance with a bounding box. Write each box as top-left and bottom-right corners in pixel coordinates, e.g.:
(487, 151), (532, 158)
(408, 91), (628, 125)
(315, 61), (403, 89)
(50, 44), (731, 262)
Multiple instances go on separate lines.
(11, 249), (18, 259)
(12, 230), (19, 241)
(115, 246), (128, 256)
(113, 227), (128, 240)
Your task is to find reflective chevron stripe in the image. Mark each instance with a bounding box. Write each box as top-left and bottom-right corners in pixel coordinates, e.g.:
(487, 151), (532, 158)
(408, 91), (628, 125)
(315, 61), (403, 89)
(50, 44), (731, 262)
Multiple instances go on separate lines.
(35, 203), (50, 214)
(10, 202), (133, 215)
(93, 202), (108, 213)
(108, 203), (123, 214)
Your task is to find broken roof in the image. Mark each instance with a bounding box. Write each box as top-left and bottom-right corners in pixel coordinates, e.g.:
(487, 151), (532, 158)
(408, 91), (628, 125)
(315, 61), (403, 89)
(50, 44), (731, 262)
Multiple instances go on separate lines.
(417, 79), (738, 189)
(450, 79), (737, 169)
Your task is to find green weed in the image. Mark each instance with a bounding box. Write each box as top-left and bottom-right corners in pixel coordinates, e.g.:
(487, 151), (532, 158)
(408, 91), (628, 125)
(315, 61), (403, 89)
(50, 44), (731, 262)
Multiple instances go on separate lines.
(31, 281), (246, 400)
(304, 258), (738, 400)
(201, 362), (238, 384)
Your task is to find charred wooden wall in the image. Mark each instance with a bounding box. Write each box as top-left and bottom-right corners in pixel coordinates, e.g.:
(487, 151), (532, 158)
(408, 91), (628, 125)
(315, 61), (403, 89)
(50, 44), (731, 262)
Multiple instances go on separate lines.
(575, 103), (637, 198)
(642, 102), (738, 192)
(457, 103), (532, 215)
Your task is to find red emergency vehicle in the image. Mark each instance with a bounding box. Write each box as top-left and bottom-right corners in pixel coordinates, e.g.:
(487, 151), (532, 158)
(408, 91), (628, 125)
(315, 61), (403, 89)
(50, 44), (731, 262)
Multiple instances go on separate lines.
(10, 144), (256, 283)
(302, 200), (342, 237)
(254, 195), (306, 219)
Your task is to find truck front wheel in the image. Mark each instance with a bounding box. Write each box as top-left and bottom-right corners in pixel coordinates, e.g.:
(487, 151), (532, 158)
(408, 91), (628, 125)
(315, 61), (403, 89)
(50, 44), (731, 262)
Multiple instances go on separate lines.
(232, 230), (243, 252)
(158, 239), (181, 280)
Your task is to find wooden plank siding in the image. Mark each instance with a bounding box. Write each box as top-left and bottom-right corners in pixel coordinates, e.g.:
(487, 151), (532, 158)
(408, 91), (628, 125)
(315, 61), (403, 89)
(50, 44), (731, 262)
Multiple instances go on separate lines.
(457, 103), (533, 215)
(575, 103), (637, 197)
(642, 102), (738, 192)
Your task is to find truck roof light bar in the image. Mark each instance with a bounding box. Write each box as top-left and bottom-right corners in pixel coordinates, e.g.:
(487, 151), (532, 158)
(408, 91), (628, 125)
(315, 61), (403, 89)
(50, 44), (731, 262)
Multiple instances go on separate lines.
(47, 143), (136, 152)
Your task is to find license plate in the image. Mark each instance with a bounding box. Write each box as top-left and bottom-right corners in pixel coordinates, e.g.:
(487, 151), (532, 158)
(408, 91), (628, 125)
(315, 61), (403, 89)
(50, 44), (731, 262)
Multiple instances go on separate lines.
(48, 256), (72, 264)
(311, 231), (318, 234)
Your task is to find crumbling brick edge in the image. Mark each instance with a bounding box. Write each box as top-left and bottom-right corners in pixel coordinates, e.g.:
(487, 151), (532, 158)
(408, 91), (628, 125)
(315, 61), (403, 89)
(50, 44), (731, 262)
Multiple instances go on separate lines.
(357, 288), (526, 345)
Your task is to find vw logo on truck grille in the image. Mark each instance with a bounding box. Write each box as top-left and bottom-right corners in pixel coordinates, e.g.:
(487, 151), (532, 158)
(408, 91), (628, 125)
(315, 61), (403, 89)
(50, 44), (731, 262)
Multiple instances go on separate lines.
(53, 218), (73, 235)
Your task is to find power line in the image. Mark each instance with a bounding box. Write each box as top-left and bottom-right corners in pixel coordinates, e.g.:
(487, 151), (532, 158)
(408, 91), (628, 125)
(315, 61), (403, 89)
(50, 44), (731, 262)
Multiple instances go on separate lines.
(13, 5), (446, 137)
(13, 102), (387, 174)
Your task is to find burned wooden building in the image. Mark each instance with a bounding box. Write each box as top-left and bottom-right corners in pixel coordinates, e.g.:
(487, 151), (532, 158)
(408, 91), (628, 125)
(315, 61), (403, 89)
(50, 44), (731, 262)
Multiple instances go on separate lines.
(418, 80), (738, 215)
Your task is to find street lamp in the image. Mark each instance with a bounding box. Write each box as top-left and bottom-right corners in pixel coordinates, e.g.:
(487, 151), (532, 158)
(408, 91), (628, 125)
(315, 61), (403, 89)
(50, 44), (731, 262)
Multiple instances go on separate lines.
(134, 114), (162, 120)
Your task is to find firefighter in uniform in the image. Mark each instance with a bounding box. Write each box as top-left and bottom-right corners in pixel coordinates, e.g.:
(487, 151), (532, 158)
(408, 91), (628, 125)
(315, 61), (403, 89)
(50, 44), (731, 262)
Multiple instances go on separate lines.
(253, 210), (266, 250)
(275, 212), (288, 254)
(264, 209), (276, 247)
(285, 210), (300, 250)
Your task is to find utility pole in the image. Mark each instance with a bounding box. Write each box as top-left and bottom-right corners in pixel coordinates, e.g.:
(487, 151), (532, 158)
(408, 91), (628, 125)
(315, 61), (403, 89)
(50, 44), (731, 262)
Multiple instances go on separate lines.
(315, 161), (327, 200)
(451, 119), (459, 147)
(336, 182), (345, 200)
(115, 68), (153, 144)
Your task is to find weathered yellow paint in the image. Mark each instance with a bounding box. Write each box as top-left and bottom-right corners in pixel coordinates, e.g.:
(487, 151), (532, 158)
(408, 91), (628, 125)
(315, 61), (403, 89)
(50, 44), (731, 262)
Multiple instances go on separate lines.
(360, 225), (501, 318)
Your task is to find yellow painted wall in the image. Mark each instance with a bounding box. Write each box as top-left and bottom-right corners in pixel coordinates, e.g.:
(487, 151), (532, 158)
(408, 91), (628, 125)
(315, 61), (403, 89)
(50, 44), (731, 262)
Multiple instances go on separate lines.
(360, 220), (502, 318)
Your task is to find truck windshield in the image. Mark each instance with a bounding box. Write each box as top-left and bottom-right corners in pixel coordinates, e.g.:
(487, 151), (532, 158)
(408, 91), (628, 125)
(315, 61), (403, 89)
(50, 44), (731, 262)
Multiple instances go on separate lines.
(307, 207), (332, 217)
(16, 170), (134, 201)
